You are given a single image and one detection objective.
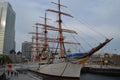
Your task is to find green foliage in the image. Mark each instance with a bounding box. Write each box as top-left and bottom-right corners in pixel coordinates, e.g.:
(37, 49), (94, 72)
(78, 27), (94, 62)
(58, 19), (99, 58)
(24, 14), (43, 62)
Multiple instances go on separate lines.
(0, 54), (12, 65)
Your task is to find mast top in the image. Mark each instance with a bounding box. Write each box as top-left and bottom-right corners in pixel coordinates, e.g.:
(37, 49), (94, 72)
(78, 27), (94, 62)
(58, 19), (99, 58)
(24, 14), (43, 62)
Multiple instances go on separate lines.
(51, 1), (67, 8)
(47, 9), (73, 18)
(47, 0), (73, 18)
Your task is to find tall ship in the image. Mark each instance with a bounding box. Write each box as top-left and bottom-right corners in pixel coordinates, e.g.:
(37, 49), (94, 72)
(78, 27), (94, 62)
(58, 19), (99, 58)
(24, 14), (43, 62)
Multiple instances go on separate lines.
(28, 0), (112, 80)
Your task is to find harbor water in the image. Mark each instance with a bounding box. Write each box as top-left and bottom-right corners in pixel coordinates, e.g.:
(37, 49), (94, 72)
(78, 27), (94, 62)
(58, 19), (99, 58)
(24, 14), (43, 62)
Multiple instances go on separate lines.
(12, 70), (120, 80)
(80, 73), (120, 80)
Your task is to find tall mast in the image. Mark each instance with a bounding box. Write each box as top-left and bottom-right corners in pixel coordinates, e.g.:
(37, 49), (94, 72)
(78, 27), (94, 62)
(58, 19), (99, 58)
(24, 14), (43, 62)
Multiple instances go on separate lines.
(47, 0), (73, 58)
(29, 26), (44, 61)
(36, 25), (39, 59)
(31, 36), (34, 61)
(44, 12), (48, 51)
(58, 0), (64, 57)
(39, 12), (52, 52)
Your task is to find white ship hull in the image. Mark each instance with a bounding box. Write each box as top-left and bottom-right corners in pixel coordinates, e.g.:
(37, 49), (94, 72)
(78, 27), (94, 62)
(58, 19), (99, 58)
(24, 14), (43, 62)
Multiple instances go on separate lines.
(30, 62), (82, 80)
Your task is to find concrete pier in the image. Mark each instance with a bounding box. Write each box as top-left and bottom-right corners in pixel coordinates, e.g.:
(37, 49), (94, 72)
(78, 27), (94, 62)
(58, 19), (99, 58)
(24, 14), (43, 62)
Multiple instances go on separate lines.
(81, 65), (120, 76)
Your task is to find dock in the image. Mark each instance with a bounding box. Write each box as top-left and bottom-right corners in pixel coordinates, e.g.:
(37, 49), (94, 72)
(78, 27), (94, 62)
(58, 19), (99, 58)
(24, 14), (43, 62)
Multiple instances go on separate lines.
(81, 64), (120, 76)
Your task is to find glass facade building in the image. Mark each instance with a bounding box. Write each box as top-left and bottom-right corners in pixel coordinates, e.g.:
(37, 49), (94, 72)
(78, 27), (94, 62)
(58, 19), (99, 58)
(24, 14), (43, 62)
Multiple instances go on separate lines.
(0, 2), (16, 54)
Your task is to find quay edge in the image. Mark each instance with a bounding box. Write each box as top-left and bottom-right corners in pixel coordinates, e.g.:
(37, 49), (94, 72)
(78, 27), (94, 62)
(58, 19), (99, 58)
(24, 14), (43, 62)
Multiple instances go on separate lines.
(81, 66), (120, 76)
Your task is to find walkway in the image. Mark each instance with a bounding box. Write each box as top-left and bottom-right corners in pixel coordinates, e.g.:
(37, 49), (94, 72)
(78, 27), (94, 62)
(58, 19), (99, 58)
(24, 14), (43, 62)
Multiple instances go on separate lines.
(7, 71), (43, 80)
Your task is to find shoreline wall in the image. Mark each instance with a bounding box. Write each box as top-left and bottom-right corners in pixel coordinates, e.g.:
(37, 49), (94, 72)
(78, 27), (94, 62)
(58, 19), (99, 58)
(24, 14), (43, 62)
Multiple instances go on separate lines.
(81, 67), (120, 76)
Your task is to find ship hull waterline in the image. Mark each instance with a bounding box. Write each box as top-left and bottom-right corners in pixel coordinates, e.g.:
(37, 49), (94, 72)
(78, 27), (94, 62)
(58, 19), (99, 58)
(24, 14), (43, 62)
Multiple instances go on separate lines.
(29, 62), (82, 80)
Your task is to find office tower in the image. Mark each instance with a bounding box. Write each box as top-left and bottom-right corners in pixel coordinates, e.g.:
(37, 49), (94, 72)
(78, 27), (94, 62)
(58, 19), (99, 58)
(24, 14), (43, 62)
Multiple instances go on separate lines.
(22, 41), (32, 60)
(0, 2), (16, 54)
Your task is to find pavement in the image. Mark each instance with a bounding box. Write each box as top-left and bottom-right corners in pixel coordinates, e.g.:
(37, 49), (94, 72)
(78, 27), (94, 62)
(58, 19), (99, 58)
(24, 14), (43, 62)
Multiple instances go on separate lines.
(1, 63), (42, 80)
(0, 68), (4, 75)
(6, 71), (43, 80)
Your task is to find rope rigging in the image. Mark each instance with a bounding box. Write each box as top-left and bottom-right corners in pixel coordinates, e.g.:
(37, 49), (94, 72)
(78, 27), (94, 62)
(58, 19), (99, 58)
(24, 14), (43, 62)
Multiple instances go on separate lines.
(62, 20), (97, 52)
(60, 3), (108, 39)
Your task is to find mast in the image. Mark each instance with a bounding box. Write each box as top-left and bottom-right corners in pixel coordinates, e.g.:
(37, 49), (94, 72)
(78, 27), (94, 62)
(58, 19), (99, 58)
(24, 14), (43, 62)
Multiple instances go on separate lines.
(31, 36), (34, 61)
(36, 25), (39, 60)
(39, 12), (51, 52)
(29, 26), (44, 61)
(47, 0), (73, 58)
(44, 12), (48, 51)
(58, 0), (64, 57)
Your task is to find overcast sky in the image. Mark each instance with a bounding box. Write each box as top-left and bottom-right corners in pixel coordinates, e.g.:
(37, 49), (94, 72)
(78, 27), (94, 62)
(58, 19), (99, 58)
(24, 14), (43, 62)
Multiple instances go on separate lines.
(1, 0), (120, 54)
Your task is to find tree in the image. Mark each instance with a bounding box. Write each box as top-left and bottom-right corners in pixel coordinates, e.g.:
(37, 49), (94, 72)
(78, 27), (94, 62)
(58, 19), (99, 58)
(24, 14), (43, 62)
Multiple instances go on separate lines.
(9, 49), (16, 54)
(0, 54), (12, 65)
(17, 51), (22, 55)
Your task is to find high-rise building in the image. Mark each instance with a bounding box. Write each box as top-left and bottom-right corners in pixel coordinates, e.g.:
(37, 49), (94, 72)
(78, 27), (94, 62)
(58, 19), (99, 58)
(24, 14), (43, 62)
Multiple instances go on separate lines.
(0, 2), (16, 54)
(22, 41), (32, 60)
